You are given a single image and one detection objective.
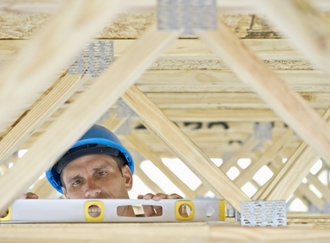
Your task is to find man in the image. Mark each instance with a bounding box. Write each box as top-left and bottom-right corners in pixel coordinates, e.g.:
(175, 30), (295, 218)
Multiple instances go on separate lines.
(41, 124), (182, 217)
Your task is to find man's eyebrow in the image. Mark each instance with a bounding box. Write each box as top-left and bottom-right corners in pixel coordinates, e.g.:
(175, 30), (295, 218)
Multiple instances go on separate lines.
(93, 165), (110, 171)
(65, 164), (111, 183)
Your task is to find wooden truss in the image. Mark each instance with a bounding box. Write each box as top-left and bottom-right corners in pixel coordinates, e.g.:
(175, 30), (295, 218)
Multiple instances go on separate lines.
(0, 0), (330, 241)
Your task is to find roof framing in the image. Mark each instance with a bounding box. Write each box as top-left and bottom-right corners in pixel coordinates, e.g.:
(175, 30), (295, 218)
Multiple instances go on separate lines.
(0, 2), (330, 235)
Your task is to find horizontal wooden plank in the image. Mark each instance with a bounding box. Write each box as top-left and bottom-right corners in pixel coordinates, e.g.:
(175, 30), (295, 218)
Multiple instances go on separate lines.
(0, 222), (330, 242)
(137, 70), (330, 93)
(210, 224), (330, 241)
(143, 92), (330, 109)
(1, 0), (330, 14)
(0, 39), (314, 70)
(0, 39), (305, 62)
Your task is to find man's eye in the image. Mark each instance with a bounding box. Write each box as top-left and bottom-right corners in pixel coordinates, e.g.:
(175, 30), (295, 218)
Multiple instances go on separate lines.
(98, 171), (108, 176)
(72, 180), (82, 186)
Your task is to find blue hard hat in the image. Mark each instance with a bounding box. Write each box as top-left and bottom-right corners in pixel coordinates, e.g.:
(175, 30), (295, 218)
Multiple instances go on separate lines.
(46, 124), (134, 194)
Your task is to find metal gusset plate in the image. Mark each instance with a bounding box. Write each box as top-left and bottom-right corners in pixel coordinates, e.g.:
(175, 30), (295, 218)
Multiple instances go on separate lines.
(240, 200), (287, 227)
(157, 0), (217, 35)
(69, 40), (114, 78)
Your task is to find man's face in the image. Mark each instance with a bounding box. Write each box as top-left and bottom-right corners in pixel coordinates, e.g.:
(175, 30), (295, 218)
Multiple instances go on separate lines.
(61, 154), (133, 199)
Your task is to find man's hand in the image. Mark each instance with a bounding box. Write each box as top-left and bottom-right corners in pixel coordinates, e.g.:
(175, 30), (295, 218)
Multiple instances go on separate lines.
(137, 193), (183, 217)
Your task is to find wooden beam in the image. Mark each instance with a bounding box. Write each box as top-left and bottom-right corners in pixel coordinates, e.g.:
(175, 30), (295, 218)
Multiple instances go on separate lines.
(197, 20), (330, 165)
(129, 91), (330, 110)
(210, 224), (330, 242)
(0, 25), (181, 214)
(254, 0), (330, 78)
(0, 0), (125, 133)
(0, 1), (158, 14)
(122, 85), (250, 210)
(162, 108), (281, 122)
(0, 74), (84, 165)
(0, 223), (210, 242)
(55, 107), (285, 122)
(1, 0), (330, 14)
(137, 69), (330, 93)
(115, 39), (302, 61)
(287, 212), (330, 224)
(2, 222), (330, 242)
(0, 39), (315, 63)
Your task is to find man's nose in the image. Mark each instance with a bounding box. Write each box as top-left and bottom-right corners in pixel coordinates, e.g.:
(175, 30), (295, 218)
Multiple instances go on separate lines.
(84, 180), (101, 198)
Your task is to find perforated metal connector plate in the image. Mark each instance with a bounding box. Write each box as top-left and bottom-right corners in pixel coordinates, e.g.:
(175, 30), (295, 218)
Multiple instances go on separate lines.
(69, 40), (113, 78)
(157, 0), (217, 35)
(240, 200), (287, 227)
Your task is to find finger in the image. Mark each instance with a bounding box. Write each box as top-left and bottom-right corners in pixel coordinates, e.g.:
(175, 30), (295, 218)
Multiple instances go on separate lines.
(137, 193), (155, 200)
(26, 192), (39, 199)
(166, 193), (183, 199)
(19, 192), (39, 199)
(153, 193), (168, 201)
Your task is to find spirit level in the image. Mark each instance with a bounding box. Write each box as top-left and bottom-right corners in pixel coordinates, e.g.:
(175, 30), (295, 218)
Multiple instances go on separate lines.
(1, 199), (226, 223)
